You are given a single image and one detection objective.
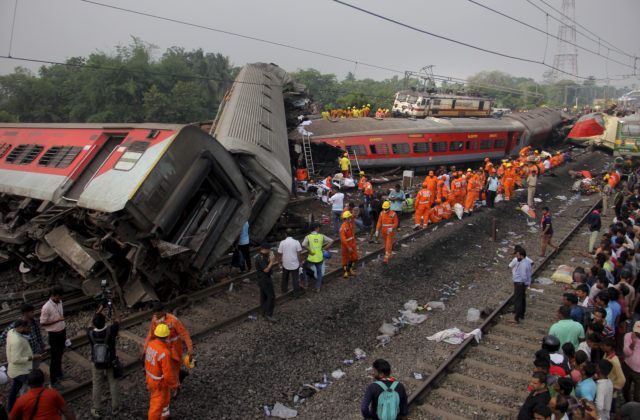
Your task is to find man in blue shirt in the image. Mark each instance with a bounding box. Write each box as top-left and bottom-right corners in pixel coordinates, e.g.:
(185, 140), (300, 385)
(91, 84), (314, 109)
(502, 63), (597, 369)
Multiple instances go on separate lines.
(509, 246), (532, 324)
(540, 207), (559, 257)
(575, 362), (597, 401)
(388, 185), (405, 227)
(585, 204), (602, 253)
(485, 172), (499, 208)
(595, 291), (620, 335)
(0, 304), (43, 369)
(236, 221), (251, 271)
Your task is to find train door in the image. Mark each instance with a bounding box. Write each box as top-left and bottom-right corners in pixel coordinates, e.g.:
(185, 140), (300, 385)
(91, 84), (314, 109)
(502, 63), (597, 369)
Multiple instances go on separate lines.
(63, 134), (125, 201)
(504, 132), (518, 155)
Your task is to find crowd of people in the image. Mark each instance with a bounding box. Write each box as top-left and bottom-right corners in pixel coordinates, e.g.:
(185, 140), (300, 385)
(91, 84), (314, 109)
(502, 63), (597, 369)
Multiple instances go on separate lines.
(0, 288), (195, 419)
(320, 104), (392, 120)
(513, 166), (640, 419)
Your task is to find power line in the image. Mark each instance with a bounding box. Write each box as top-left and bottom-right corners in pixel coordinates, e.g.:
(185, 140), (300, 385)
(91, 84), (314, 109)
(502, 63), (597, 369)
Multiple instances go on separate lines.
(533, 0), (634, 59)
(466, 0), (634, 70)
(78, 0), (403, 76)
(524, 0), (634, 61)
(331, 0), (591, 80)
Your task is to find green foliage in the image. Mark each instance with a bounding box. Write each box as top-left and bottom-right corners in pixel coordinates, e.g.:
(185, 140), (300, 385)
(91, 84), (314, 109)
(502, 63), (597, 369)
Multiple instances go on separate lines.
(0, 39), (238, 123)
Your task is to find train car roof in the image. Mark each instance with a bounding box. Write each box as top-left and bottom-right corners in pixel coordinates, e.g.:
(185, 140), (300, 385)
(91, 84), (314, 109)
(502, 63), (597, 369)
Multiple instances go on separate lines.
(395, 90), (490, 100)
(0, 122), (188, 130)
(298, 117), (523, 140)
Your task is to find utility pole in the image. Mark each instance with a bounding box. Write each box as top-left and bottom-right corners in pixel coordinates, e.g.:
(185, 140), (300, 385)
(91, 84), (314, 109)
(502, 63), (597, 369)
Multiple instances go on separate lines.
(552, 0), (578, 80)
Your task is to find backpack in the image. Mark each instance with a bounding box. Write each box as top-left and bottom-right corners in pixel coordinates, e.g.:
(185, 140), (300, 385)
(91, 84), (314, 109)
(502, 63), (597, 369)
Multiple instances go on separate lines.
(375, 380), (400, 420)
(91, 328), (111, 368)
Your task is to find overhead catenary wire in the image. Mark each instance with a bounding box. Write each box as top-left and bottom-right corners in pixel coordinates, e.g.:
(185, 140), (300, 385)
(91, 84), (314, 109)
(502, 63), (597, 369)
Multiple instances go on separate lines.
(532, 0), (635, 60)
(466, 0), (634, 70)
(331, 0), (593, 80)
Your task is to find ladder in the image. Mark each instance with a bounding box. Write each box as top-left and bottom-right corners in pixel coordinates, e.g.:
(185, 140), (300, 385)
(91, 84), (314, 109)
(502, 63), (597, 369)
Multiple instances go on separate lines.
(302, 132), (316, 181)
(347, 148), (361, 179)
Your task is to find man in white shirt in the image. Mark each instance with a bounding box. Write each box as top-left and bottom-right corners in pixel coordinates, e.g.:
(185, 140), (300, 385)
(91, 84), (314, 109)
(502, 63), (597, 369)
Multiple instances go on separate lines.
(40, 286), (68, 389)
(278, 229), (303, 298)
(329, 186), (344, 237)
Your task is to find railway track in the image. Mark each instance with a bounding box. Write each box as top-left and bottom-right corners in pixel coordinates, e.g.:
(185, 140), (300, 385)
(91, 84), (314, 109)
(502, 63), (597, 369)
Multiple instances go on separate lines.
(407, 192), (606, 419)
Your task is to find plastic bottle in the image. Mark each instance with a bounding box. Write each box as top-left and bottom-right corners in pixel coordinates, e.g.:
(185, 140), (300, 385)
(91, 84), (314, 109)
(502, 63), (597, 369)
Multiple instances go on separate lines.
(264, 406), (271, 417)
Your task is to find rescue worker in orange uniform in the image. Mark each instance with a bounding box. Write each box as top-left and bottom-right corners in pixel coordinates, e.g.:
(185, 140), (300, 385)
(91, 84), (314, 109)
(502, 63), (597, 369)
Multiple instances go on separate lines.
(375, 201), (398, 263)
(517, 163), (529, 188)
(464, 169), (478, 214)
(422, 171), (438, 194)
(502, 163), (516, 201)
(436, 177), (448, 203)
(608, 170), (621, 189)
(358, 171), (366, 196)
(145, 324), (178, 420)
(363, 179), (374, 207)
(339, 211), (358, 277)
(363, 104), (370, 118)
(429, 199), (444, 224)
(414, 185), (433, 230)
(143, 302), (193, 386)
(442, 198), (452, 219)
(451, 172), (464, 207)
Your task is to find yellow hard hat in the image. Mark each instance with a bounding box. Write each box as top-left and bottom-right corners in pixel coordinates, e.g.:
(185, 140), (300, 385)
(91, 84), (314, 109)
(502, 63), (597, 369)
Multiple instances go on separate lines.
(603, 174), (610, 180)
(506, 163), (512, 167)
(467, 168), (472, 172)
(519, 163), (524, 166)
(344, 153), (348, 156)
(382, 201), (391, 209)
(367, 104), (370, 106)
(154, 324), (170, 338)
(342, 211), (353, 219)
(184, 354), (195, 369)
(535, 150), (539, 153)
(359, 171), (364, 175)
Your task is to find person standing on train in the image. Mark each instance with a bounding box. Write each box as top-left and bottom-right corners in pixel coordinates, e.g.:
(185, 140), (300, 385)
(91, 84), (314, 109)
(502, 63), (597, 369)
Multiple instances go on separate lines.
(376, 201), (398, 263)
(339, 153), (351, 178)
(340, 211), (358, 278)
(388, 185), (405, 228)
(503, 163), (516, 201)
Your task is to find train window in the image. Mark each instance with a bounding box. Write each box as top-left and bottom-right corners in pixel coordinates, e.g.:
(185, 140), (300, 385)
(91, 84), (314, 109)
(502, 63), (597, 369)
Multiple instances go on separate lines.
(5, 144), (44, 165)
(391, 143), (410, 155)
(346, 144), (367, 156)
(622, 124), (640, 135)
(431, 142), (447, 153)
(515, 135), (522, 145)
(370, 144), (389, 154)
(432, 100), (441, 106)
(480, 139), (492, 149)
(38, 146), (82, 168)
(451, 100), (457, 109)
(449, 141), (463, 152)
(412, 142), (430, 154)
(494, 138), (506, 148)
(114, 141), (150, 171)
(0, 143), (11, 159)
(465, 140), (477, 150)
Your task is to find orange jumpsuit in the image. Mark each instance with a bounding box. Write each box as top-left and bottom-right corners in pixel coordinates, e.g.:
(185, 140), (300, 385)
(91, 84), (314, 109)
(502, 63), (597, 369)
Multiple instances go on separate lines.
(536, 161), (545, 174)
(415, 188), (433, 228)
(464, 174), (478, 212)
(358, 176), (366, 190)
(376, 210), (398, 262)
(609, 171), (620, 188)
(339, 220), (358, 266)
(325, 176), (332, 189)
(429, 203), (444, 224)
(502, 168), (516, 201)
(145, 339), (178, 420)
(442, 201), (452, 219)
(144, 313), (193, 383)
(451, 177), (464, 206)
(438, 181), (450, 203)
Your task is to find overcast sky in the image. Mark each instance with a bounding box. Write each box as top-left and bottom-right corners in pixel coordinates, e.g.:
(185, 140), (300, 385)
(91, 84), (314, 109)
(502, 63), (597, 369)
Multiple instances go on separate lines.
(1, 0), (638, 87)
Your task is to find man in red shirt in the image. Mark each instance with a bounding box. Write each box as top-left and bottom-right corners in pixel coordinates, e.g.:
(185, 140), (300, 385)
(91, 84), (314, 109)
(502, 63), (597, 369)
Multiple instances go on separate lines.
(9, 369), (76, 420)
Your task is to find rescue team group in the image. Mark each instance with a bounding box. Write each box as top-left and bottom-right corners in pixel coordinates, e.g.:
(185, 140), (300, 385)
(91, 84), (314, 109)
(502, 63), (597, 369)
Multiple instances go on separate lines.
(1, 291), (192, 419)
(514, 165), (640, 420)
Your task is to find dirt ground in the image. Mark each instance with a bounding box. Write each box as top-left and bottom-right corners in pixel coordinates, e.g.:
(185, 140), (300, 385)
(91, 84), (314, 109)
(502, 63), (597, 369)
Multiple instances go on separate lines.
(54, 147), (615, 419)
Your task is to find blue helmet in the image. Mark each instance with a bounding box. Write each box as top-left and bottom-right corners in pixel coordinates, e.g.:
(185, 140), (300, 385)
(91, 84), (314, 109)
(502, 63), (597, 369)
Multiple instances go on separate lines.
(323, 250), (332, 259)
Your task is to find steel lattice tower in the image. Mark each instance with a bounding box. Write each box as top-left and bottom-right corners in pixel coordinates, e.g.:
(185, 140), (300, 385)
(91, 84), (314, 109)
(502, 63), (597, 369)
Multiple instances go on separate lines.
(552, 0), (578, 79)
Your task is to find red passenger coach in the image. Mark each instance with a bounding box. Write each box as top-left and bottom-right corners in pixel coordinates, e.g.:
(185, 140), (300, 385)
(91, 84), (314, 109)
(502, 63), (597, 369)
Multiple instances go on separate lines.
(302, 117), (526, 169)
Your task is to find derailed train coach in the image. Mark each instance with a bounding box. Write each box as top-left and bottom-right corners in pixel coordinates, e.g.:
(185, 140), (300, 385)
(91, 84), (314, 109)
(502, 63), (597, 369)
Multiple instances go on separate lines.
(0, 63), (292, 306)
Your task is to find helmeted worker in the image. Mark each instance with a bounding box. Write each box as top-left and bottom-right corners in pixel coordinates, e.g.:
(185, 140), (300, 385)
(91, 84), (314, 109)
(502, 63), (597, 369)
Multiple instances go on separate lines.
(363, 104), (370, 118)
(339, 211), (358, 277)
(143, 302), (193, 386)
(363, 180), (373, 206)
(464, 169), (478, 214)
(358, 171), (366, 192)
(608, 170), (621, 189)
(502, 163), (516, 201)
(450, 172), (464, 206)
(497, 161), (507, 178)
(339, 153), (351, 178)
(145, 324), (178, 420)
(375, 201), (398, 263)
(484, 158), (494, 173)
(441, 199), (452, 219)
(415, 185), (433, 229)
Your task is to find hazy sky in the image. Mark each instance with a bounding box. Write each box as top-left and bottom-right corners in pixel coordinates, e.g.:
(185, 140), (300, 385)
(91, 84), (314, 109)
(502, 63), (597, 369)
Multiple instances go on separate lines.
(1, 0), (638, 87)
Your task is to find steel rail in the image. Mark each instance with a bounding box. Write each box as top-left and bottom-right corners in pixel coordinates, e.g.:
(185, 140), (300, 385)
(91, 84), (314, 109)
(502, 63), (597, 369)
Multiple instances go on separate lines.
(407, 197), (602, 406)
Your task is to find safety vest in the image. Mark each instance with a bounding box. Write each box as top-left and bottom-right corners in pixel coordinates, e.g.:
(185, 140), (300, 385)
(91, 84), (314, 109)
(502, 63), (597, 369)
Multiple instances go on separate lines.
(340, 157), (350, 171)
(145, 339), (176, 389)
(364, 182), (373, 196)
(325, 177), (332, 189)
(404, 197), (415, 213)
(306, 233), (324, 263)
(359, 176), (366, 189)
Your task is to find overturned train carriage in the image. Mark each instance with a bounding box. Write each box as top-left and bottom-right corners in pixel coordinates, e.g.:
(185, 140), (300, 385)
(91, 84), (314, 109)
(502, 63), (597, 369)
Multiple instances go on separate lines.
(0, 63), (292, 306)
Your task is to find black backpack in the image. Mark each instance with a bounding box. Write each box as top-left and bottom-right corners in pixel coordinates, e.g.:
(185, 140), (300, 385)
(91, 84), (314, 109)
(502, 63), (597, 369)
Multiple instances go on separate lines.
(91, 328), (111, 368)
